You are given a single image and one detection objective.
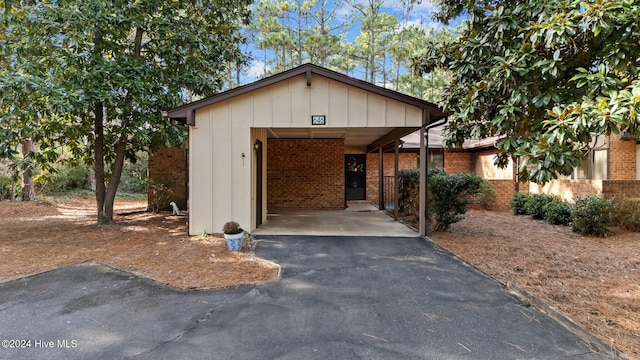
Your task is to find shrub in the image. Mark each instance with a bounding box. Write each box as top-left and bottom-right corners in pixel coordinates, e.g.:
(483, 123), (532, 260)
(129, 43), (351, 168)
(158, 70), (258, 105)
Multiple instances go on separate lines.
(118, 154), (148, 194)
(542, 200), (573, 225)
(36, 163), (90, 194)
(474, 180), (497, 210)
(147, 181), (174, 213)
(398, 168), (420, 221)
(571, 196), (613, 237)
(525, 193), (558, 219)
(510, 192), (531, 215)
(611, 198), (640, 232)
(429, 167), (483, 231)
(0, 174), (16, 200)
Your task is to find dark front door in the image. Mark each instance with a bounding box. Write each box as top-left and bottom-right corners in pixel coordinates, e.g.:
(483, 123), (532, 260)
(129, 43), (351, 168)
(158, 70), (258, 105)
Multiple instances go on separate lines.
(345, 154), (366, 201)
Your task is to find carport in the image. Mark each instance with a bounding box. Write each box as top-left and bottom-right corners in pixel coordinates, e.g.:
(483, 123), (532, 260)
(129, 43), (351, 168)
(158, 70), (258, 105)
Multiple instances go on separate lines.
(165, 64), (445, 236)
(252, 202), (418, 237)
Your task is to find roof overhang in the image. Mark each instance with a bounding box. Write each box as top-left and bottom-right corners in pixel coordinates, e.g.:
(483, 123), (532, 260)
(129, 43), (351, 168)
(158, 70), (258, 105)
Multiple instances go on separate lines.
(165, 63), (447, 126)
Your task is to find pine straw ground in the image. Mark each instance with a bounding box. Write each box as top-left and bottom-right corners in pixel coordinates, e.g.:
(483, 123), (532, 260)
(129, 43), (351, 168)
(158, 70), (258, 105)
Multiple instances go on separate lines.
(0, 197), (279, 290)
(430, 210), (640, 360)
(1, 198), (638, 358)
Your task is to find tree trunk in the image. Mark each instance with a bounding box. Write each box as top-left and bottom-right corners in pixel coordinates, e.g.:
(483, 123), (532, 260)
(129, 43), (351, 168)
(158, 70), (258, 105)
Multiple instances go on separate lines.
(93, 101), (107, 224)
(98, 27), (141, 223)
(21, 138), (35, 201)
(102, 132), (127, 222)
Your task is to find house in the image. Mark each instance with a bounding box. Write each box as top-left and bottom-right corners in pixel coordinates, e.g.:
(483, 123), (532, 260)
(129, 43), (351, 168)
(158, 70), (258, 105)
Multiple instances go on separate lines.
(160, 64), (446, 236)
(428, 125), (640, 207)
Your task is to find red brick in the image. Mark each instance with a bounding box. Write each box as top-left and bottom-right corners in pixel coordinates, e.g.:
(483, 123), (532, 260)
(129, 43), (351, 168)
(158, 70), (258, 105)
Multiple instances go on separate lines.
(609, 135), (637, 180)
(148, 145), (187, 209)
(267, 139), (344, 210)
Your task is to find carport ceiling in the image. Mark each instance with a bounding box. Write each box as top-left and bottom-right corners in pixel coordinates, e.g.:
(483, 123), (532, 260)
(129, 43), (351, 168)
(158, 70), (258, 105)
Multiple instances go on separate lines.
(268, 127), (419, 147)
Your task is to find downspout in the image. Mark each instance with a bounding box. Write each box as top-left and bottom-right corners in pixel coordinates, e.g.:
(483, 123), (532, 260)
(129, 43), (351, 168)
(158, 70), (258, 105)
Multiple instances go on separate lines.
(422, 116), (448, 236)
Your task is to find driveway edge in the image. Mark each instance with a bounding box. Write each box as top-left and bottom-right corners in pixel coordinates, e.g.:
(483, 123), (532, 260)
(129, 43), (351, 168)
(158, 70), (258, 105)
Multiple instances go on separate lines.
(421, 236), (628, 359)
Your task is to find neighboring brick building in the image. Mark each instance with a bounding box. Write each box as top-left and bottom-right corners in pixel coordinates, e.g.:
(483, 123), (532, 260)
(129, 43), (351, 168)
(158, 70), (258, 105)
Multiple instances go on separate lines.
(437, 129), (640, 206)
(609, 134), (637, 180)
(148, 144), (188, 210)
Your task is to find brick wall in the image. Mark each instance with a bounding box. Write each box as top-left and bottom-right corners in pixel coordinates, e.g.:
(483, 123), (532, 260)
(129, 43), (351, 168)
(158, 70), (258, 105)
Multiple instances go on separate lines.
(444, 150), (472, 174)
(529, 180), (603, 202)
(472, 150), (514, 180)
(609, 135), (637, 179)
(267, 139), (344, 210)
(603, 180), (640, 201)
(148, 146), (187, 210)
(487, 180), (517, 210)
(366, 152), (418, 205)
(528, 179), (640, 203)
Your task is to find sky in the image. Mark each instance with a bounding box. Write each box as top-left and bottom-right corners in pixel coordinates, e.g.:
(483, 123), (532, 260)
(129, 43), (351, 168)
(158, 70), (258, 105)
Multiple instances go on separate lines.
(243, 0), (444, 83)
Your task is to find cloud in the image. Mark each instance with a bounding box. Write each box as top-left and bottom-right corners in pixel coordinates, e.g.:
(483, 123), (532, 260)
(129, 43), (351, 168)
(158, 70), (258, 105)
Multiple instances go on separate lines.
(384, 0), (437, 13)
(246, 60), (267, 81)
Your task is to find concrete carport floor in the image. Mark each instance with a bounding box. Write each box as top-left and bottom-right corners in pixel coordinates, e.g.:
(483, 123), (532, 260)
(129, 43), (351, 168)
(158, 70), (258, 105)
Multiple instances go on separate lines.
(0, 236), (613, 359)
(252, 202), (417, 237)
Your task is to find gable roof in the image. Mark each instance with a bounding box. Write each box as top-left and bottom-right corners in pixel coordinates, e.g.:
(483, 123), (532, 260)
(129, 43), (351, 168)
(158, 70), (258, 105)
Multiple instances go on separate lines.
(165, 63), (447, 126)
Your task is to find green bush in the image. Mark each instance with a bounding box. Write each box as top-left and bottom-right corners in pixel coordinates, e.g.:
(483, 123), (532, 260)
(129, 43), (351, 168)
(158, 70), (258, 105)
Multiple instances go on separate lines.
(611, 198), (640, 232)
(542, 200), (573, 225)
(525, 193), (558, 219)
(398, 168), (420, 222)
(510, 192), (531, 215)
(118, 154), (148, 194)
(571, 196), (613, 237)
(0, 174), (16, 200)
(36, 163), (90, 194)
(429, 167), (483, 231)
(474, 180), (497, 210)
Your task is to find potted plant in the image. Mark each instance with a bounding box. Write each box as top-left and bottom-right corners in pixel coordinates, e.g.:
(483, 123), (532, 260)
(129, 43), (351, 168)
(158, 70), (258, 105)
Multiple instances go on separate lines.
(222, 221), (244, 251)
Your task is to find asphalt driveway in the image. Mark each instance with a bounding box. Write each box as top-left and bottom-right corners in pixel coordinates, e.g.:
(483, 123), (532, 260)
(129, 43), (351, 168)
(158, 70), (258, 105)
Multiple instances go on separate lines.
(0, 235), (613, 359)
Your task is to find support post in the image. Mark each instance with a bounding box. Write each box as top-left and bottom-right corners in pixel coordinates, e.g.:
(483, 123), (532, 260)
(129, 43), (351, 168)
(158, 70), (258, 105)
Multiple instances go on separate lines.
(419, 110), (430, 236)
(378, 147), (384, 210)
(393, 139), (399, 220)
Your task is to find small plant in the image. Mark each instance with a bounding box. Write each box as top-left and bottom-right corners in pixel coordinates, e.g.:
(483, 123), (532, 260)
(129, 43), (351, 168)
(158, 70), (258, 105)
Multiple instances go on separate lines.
(542, 200), (573, 225)
(611, 198), (640, 232)
(525, 193), (558, 220)
(429, 167), (483, 231)
(510, 192), (531, 215)
(147, 179), (174, 213)
(222, 221), (243, 235)
(571, 195), (613, 237)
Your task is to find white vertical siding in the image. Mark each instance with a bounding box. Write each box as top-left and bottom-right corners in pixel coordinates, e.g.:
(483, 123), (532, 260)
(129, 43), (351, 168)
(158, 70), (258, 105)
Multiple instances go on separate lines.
(328, 82), (349, 127)
(347, 87), (368, 127)
(188, 72), (425, 235)
(189, 111), (214, 235)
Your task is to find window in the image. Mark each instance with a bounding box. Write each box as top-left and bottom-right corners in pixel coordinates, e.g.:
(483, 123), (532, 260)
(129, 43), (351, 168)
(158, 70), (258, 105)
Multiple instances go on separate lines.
(560, 136), (608, 180)
(426, 149), (444, 169)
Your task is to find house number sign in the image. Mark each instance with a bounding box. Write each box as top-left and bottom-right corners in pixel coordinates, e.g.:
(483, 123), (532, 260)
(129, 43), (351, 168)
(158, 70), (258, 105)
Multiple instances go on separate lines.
(311, 115), (326, 125)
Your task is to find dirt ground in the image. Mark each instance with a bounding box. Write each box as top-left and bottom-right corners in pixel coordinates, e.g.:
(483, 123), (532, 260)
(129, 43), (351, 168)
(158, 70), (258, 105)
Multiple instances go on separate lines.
(0, 198), (279, 290)
(430, 210), (640, 360)
(1, 198), (638, 358)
